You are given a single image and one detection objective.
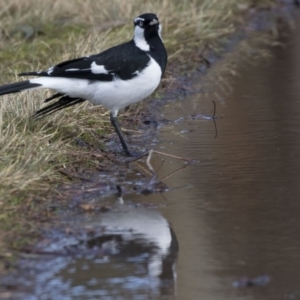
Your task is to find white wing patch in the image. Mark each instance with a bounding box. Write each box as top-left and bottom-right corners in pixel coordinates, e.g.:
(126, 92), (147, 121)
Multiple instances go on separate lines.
(64, 62), (108, 74)
(47, 66), (55, 75)
(91, 62), (109, 74)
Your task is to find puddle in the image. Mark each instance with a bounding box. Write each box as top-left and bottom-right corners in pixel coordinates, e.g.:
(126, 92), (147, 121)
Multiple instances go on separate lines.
(1, 203), (178, 299)
(2, 5), (300, 300)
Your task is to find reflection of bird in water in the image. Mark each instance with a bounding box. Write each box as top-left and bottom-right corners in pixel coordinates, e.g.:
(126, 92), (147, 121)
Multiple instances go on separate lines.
(83, 192), (179, 297)
(1, 192), (178, 299)
(99, 202), (178, 276)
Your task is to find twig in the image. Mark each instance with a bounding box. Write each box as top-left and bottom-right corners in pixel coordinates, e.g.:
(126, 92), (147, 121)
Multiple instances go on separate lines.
(212, 100), (216, 118)
(160, 161), (191, 180)
(212, 100), (218, 139)
(108, 150), (149, 165)
(135, 161), (153, 176)
(152, 150), (191, 162)
(146, 149), (155, 175)
(156, 158), (166, 175)
(57, 169), (92, 181)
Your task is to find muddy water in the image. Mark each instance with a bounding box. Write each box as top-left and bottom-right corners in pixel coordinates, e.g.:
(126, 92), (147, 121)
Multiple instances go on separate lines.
(3, 11), (300, 300)
(131, 16), (300, 300)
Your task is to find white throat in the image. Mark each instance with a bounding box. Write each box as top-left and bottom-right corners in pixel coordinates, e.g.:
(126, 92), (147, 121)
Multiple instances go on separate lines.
(133, 26), (150, 51)
(158, 24), (163, 40)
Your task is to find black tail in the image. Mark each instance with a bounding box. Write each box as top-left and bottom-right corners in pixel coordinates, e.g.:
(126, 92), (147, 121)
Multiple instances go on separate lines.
(0, 80), (86, 117)
(32, 95), (86, 118)
(0, 80), (41, 96)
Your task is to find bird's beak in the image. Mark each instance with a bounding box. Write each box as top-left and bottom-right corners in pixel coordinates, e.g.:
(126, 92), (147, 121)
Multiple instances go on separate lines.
(149, 19), (159, 26)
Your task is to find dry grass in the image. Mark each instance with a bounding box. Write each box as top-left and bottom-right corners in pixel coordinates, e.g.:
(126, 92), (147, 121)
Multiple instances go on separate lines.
(0, 0), (278, 250)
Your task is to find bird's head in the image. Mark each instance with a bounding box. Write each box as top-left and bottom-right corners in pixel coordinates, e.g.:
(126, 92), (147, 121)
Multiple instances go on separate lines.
(133, 13), (162, 51)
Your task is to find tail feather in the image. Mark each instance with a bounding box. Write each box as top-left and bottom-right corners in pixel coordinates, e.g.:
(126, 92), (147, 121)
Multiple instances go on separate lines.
(0, 80), (86, 118)
(44, 92), (63, 103)
(0, 80), (41, 96)
(19, 71), (45, 76)
(32, 95), (86, 118)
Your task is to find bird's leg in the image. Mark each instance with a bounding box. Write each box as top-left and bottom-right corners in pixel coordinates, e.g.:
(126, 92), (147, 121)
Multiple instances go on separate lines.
(110, 112), (131, 156)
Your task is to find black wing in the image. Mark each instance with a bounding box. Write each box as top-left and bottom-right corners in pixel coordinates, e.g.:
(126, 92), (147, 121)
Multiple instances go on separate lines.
(19, 41), (151, 81)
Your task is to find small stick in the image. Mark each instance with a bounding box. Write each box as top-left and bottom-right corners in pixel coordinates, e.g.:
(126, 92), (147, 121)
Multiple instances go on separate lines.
(146, 149), (155, 175)
(212, 100), (218, 138)
(212, 100), (216, 118)
(123, 150), (148, 163)
(135, 162), (153, 176)
(152, 150), (191, 162)
(155, 158), (166, 175)
(160, 161), (191, 180)
(57, 169), (91, 181)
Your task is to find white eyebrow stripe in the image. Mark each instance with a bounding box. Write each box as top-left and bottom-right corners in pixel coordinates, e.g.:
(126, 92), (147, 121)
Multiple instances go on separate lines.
(134, 17), (145, 23)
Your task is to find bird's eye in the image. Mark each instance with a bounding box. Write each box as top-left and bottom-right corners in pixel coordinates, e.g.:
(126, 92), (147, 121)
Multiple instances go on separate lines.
(138, 20), (144, 27)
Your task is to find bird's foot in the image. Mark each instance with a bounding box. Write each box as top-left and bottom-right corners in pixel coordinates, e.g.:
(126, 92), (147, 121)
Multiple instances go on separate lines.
(124, 149), (146, 158)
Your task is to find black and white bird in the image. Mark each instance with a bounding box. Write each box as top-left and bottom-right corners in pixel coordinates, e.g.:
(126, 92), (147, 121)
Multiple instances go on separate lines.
(0, 13), (167, 156)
